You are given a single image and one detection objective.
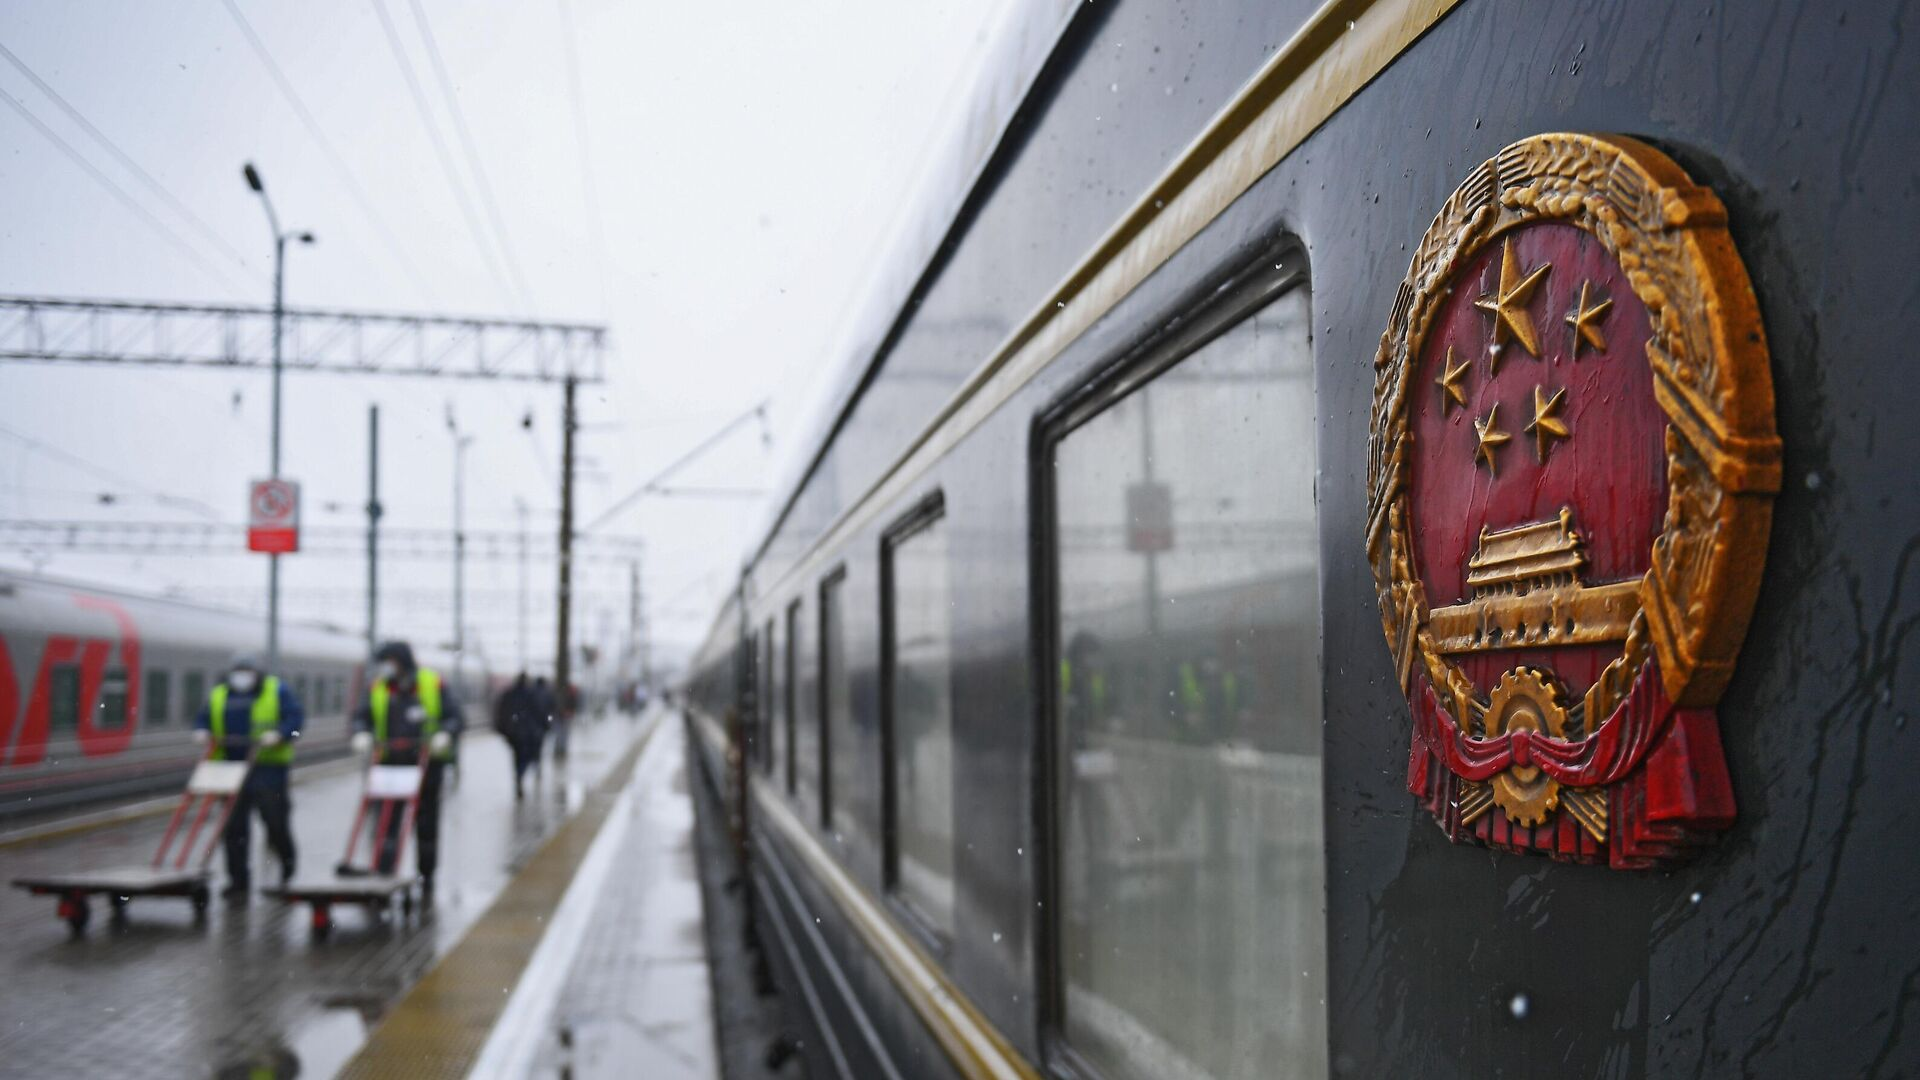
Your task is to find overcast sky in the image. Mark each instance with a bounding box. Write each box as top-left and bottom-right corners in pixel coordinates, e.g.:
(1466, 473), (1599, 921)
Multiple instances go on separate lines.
(0, 0), (1020, 676)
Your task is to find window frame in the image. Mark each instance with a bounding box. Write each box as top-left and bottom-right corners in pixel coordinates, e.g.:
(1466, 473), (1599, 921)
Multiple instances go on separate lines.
(762, 617), (777, 776)
(96, 666), (131, 731)
(146, 668), (173, 725)
(47, 662), (81, 733)
(879, 489), (951, 955)
(816, 563), (849, 831)
(784, 598), (801, 794)
(1029, 242), (1312, 1079)
(183, 670), (208, 727)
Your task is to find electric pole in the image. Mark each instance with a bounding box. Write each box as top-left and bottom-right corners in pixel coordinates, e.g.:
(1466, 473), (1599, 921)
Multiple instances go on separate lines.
(555, 376), (577, 705)
(628, 559), (639, 664)
(367, 404), (381, 653)
(515, 497), (529, 673)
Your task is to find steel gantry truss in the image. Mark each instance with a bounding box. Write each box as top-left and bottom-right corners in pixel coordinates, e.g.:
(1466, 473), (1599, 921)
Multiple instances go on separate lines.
(0, 293), (610, 695)
(0, 296), (606, 382)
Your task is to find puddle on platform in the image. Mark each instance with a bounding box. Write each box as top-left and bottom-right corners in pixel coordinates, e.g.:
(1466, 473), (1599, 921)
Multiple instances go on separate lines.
(222, 1003), (369, 1079)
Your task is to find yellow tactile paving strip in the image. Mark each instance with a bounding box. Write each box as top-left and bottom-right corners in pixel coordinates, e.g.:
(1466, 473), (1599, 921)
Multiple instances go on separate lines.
(339, 717), (659, 1080)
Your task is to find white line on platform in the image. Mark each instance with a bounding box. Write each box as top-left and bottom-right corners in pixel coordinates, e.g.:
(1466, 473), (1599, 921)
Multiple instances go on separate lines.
(467, 712), (667, 1079)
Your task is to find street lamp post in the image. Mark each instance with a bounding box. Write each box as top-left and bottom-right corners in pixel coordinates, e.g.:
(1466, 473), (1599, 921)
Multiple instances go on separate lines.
(446, 404), (474, 683)
(243, 162), (314, 673)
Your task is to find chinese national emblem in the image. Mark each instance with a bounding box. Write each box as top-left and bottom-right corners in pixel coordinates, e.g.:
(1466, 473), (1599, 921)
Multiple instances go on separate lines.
(1367, 134), (1781, 868)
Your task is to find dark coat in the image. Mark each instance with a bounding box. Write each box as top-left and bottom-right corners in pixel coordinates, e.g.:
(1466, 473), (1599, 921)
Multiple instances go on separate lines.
(496, 681), (546, 746)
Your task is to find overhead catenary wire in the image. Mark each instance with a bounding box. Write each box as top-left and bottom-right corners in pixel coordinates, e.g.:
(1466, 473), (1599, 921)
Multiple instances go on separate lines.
(583, 401), (771, 534)
(0, 86), (252, 297)
(0, 422), (221, 519)
(0, 42), (263, 285)
(368, 0), (519, 310)
(404, 0), (536, 312)
(555, 0), (612, 319)
(217, 0), (442, 305)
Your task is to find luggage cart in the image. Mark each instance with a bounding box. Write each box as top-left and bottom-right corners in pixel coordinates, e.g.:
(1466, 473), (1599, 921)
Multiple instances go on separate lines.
(11, 758), (249, 936)
(269, 746), (428, 940)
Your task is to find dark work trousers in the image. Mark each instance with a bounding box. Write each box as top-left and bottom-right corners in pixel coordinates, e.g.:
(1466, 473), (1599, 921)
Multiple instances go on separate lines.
(510, 733), (541, 789)
(225, 766), (295, 887)
(376, 760), (446, 879)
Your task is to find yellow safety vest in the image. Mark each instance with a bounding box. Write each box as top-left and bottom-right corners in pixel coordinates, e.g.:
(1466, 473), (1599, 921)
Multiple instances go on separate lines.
(208, 676), (292, 765)
(369, 669), (449, 760)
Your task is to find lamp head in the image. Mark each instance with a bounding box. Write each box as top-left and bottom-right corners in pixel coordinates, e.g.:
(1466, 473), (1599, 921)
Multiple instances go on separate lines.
(296, 232), (315, 245)
(243, 163), (263, 192)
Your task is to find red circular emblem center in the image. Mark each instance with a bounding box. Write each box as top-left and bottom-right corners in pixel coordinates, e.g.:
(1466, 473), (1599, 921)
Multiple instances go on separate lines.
(1407, 221), (1667, 703)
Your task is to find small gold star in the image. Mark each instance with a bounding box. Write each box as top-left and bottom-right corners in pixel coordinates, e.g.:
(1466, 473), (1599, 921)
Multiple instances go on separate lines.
(1527, 384), (1571, 461)
(1435, 346), (1471, 414)
(1474, 238), (1552, 370)
(1474, 403), (1512, 476)
(1565, 280), (1613, 357)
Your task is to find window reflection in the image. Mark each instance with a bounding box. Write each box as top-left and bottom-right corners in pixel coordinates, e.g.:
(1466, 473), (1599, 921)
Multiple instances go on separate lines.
(1055, 285), (1325, 1080)
(887, 510), (955, 940)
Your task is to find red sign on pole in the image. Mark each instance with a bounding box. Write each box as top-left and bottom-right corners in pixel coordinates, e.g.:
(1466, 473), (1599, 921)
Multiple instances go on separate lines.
(247, 478), (300, 553)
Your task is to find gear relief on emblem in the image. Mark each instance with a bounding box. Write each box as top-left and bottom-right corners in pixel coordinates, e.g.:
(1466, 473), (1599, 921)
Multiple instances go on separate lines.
(1366, 134), (1781, 868)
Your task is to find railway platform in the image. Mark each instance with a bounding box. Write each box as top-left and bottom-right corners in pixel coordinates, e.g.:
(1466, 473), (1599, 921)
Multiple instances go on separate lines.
(0, 706), (728, 1079)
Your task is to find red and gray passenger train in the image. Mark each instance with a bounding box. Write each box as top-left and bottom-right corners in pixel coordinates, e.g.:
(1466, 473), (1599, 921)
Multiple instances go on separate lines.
(683, 1), (1917, 1078)
(0, 569), (482, 819)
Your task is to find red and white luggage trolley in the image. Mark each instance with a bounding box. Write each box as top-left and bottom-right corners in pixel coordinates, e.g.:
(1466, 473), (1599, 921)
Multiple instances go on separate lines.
(269, 745), (428, 940)
(11, 758), (250, 935)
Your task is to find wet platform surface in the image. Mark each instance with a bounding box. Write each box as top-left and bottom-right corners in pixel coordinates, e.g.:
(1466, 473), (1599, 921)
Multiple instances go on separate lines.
(529, 720), (716, 1078)
(0, 710), (667, 1079)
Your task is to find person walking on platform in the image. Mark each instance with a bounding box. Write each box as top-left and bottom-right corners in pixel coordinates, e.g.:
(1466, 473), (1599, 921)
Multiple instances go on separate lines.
(193, 652), (302, 900)
(350, 640), (464, 896)
(495, 672), (545, 799)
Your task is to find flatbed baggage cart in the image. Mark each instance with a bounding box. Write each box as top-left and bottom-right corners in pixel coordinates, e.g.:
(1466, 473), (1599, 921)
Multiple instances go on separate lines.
(268, 749), (427, 940)
(11, 758), (249, 936)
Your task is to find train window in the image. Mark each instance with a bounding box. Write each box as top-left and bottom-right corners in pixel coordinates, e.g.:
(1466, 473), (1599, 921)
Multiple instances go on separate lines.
(880, 495), (953, 944)
(48, 663), (80, 732)
(785, 598), (804, 796)
(146, 670), (172, 725)
(1045, 274), (1325, 1079)
(794, 588), (825, 814)
(97, 668), (130, 730)
(183, 671), (207, 723)
(294, 674), (310, 709)
(820, 567), (854, 836)
(762, 618), (778, 776)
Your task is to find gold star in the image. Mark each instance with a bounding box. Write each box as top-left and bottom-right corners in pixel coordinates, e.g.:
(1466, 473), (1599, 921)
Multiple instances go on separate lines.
(1435, 346), (1471, 414)
(1473, 403), (1511, 476)
(1565, 279), (1613, 357)
(1526, 384), (1571, 461)
(1473, 238), (1551, 369)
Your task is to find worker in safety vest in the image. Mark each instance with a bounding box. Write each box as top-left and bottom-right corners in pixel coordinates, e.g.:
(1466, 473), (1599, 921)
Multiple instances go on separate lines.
(350, 640), (463, 894)
(192, 652), (303, 899)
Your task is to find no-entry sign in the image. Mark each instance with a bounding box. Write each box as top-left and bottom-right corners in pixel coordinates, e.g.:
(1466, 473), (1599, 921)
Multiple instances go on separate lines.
(248, 478), (300, 553)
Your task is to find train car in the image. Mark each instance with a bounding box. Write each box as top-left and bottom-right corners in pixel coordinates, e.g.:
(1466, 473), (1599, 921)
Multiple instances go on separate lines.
(0, 569), (487, 820)
(684, 2), (1917, 1078)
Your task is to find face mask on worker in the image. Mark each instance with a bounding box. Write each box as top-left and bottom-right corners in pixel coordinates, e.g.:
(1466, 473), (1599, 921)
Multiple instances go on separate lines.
(376, 660), (401, 683)
(229, 669), (259, 693)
